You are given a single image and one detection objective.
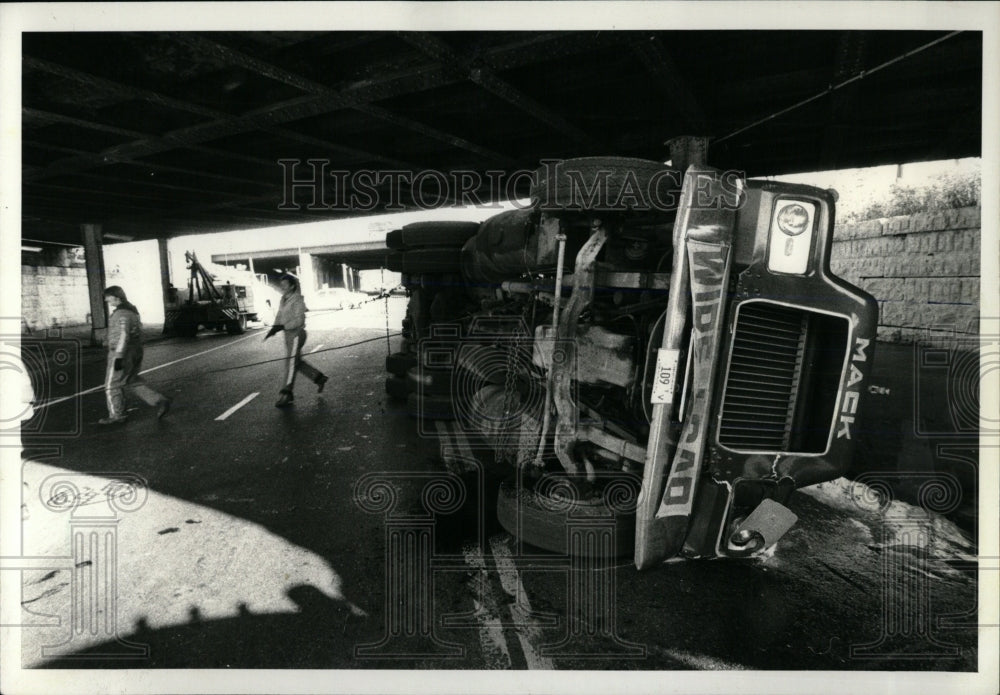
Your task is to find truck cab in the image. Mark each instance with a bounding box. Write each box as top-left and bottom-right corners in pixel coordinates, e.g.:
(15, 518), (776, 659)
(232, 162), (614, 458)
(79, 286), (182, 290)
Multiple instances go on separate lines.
(384, 157), (878, 567)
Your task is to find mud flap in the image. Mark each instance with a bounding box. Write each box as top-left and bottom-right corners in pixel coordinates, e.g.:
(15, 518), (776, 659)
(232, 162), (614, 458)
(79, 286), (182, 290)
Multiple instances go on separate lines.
(727, 498), (798, 555)
(635, 168), (740, 569)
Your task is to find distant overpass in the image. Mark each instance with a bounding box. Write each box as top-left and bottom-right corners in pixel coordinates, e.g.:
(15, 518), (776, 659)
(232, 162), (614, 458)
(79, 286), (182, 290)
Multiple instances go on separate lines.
(212, 240), (390, 294)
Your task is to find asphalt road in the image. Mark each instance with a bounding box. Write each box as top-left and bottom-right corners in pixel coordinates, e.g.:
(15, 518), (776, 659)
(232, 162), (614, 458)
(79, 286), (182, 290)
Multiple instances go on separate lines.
(12, 298), (980, 672)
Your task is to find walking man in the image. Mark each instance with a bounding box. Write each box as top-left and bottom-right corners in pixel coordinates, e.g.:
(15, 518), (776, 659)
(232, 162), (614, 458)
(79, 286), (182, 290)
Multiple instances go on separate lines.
(100, 286), (171, 425)
(264, 274), (328, 407)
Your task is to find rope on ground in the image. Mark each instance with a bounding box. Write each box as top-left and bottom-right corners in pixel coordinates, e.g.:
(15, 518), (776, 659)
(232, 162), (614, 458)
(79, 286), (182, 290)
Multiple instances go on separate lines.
(384, 294), (392, 356)
(141, 331), (402, 387)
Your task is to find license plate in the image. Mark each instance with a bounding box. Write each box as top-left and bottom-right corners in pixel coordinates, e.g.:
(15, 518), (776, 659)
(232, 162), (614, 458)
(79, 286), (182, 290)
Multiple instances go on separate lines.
(650, 348), (680, 404)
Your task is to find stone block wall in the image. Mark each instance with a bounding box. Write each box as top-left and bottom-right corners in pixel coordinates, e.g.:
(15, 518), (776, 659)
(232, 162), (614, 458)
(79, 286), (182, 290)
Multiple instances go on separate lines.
(830, 207), (981, 343)
(21, 248), (91, 332)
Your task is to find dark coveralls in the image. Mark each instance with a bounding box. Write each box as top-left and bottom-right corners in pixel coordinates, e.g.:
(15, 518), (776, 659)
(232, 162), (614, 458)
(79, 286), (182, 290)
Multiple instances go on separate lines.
(273, 290), (324, 393)
(104, 306), (167, 419)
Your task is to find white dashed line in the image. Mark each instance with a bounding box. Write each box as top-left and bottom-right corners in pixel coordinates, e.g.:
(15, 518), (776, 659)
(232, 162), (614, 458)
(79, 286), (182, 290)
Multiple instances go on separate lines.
(215, 392), (259, 421)
(462, 544), (513, 669)
(653, 646), (748, 670)
(489, 535), (555, 669)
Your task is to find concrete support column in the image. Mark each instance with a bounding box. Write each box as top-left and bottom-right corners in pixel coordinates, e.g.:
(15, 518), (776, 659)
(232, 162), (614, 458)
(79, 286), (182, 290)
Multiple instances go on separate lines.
(666, 135), (709, 171)
(298, 251), (316, 297)
(342, 263), (351, 291)
(157, 238), (171, 334)
(81, 223), (107, 347)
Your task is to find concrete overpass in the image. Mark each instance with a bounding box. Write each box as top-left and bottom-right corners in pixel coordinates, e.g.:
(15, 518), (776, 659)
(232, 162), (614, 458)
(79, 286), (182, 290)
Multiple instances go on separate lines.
(211, 240), (390, 294)
(12, 27), (984, 343)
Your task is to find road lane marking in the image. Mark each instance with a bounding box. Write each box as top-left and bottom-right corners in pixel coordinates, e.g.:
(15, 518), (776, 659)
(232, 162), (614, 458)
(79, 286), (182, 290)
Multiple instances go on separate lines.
(309, 343), (325, 354)
(461, 544), (513, 669)
(488, 535), (555, 669)
(32, 332), (261, 411)
(215, 392), (259, 421)
(651, 646), (748, 670)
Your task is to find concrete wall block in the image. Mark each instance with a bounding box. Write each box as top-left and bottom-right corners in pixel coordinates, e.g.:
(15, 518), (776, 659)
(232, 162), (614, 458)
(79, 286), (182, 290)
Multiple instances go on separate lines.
(865, 278), (905, 301)
(21, 264), (94, 329)
(920, 253), (980, 277)
(837, 236), (907, 258)
(879, 300), (906, 326)
(934, 207), (979, 231)
(923, 278), (958, 304)
(904, 233), (926, 253)
(859, 219), (884, 238)
(960, 277), (981, 306)
(861, 257), (886, 278)
(961, 229), (980, 252)
(904, 277), (978, 306)
(903, 278), (924, 302)
(834, 219), (884, 240)
(881, 300), (978, 332)
(909, 212), (932, 233)
(836, 206), (982, 345)
(884, 216), (912, 235)
(829, 257), (851, 277)
(831, 257), (884, 281)
(904, 229), (980, 255)
(832, 223), (854, 240)
(957, 207), (981, 229)
(880, 256), (909, 278)
(923, 303), (979, 331)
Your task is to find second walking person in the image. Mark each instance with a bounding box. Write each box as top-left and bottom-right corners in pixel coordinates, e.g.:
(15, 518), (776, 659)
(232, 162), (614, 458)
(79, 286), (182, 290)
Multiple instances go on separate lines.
(264, 274), (328, 407)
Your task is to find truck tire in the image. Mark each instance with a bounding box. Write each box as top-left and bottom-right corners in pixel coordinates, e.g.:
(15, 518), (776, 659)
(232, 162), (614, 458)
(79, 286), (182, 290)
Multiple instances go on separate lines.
(530, 156), (681, 214)
(177, 323), (199, 338)
(386, 351), (417, 377)
(226, 314), (247, 335)
(386, 221), (480, 250)
(406, 365), (453, 396)
(396, 248), (464, 274)
(495, 476), (638, 558)
(384, 252), (405, 272)
(385, 375), (410, 401)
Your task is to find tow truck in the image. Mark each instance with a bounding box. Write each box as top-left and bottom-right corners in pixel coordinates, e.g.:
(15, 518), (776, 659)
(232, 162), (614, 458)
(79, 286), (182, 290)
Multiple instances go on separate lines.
(165, 251), (261, 338)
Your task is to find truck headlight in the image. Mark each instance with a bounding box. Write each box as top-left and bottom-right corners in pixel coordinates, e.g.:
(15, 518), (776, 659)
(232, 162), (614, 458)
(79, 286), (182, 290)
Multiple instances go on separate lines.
(767, 199), (816, 275)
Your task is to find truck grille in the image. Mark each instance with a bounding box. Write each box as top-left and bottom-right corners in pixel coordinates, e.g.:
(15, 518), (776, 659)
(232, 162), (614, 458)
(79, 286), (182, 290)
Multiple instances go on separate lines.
(718, 302), (820, 451)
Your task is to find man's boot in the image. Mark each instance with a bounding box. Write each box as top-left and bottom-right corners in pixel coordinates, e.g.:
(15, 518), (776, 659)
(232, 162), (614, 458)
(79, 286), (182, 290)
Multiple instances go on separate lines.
(275, 388), (294, 408)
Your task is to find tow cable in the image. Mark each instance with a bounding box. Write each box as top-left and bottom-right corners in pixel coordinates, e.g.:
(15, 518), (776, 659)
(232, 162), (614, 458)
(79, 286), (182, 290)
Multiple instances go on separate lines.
(137, 330), (401, 388)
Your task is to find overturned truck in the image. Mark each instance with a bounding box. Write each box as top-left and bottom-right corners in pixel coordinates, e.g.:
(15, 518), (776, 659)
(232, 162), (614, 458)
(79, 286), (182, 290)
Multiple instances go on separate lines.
(384, 156), (877, 568)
